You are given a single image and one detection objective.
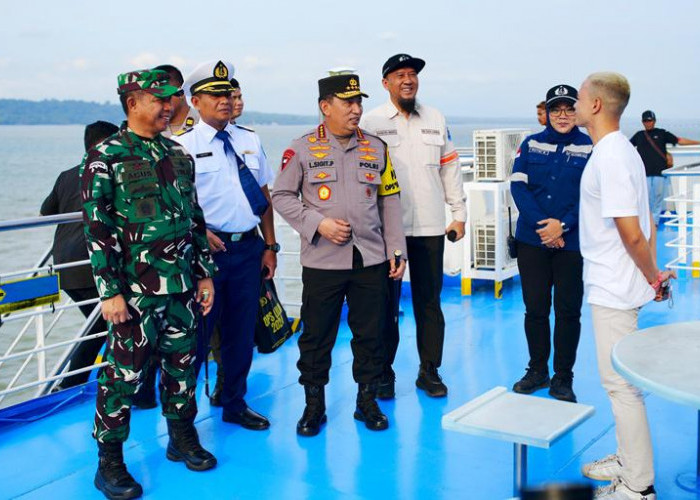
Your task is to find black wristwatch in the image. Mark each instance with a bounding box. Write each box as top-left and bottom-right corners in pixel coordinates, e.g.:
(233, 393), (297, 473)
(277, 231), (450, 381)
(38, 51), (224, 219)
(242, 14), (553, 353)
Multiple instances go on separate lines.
(264, 242), (281, 253)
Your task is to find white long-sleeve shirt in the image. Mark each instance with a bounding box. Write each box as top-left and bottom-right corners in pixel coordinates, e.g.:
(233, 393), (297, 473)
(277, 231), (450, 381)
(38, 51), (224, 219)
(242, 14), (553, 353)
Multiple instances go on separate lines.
(362, 100), (466, 237)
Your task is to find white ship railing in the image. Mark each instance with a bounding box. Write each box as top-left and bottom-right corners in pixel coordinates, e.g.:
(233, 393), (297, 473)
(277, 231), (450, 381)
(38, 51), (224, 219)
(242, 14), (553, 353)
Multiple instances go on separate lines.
(663, 160), (700, 276)
(0, 211), (305, 409)
(0, 212), (107, 407)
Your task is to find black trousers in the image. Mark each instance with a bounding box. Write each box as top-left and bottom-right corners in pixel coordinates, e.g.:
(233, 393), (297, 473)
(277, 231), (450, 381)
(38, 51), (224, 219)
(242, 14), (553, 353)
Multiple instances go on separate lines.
(298, 261), (388, 387)
(384, 235), (445, 372)
(60, 287), (109, 388)
(516, 241), (583, 376)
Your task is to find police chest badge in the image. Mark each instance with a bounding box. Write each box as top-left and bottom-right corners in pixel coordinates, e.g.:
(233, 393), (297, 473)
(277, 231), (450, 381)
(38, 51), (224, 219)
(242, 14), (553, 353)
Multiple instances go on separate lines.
(135, 197), (157, 218)
(318, 185), (331, 201)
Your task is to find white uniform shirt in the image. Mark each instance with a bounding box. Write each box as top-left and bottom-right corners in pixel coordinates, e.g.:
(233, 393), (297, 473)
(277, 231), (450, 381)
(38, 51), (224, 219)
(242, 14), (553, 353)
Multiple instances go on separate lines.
(361, 100), (466, 237)
(173, 121), (273, 233)
(579, 130), (655, 310)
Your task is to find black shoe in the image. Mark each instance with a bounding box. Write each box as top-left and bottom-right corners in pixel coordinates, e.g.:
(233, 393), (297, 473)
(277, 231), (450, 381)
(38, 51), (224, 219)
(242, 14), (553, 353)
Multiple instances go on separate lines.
(512, 369), (550, 394)
(416, 363), (448, 397)
(354, 383), (389, 431)
(549, 374), (577, 403)
(209, 376), (224, 408)
(222, 406), (270, 430)
(297, 385), (327, 436)
(165, 418), (217, 471)
(94, 441), (143, 500)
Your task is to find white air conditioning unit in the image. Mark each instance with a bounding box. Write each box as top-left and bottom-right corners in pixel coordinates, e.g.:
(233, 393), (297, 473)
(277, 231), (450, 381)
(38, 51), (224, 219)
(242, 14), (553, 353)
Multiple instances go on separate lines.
(473, 129), (530, 181)
(472, 215), (516, 270)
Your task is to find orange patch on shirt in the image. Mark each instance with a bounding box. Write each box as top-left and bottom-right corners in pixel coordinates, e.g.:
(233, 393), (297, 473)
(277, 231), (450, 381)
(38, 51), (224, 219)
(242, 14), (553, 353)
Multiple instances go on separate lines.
(318, 185), (331, 200)
(314, 171), (329, 180)
(364, 172), (376, 181)
(360, 154), (378, 161)
(311, 152), (329, 159)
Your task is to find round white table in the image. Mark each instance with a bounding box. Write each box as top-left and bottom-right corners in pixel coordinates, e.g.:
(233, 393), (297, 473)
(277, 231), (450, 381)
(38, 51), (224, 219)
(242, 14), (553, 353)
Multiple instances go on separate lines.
(612, 321), (700, 493)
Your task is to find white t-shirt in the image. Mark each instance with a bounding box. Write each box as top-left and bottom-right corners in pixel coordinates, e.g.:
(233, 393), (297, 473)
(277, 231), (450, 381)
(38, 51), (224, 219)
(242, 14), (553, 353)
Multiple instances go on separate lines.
(579, 130), (655, 310)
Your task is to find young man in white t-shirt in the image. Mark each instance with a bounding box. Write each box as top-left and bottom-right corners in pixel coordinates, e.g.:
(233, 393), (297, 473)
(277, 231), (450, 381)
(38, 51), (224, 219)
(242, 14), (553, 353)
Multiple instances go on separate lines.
(575, 72), (675, 500)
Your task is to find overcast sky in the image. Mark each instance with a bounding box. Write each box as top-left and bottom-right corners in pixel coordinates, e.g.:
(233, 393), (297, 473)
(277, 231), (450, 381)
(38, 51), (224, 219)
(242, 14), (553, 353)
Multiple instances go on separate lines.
(2, 0), (699, 120)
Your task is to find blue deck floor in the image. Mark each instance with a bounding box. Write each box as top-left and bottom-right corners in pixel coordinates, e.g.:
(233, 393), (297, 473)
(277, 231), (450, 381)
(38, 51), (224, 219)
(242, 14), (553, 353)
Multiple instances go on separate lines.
(1, 226), (699, 499)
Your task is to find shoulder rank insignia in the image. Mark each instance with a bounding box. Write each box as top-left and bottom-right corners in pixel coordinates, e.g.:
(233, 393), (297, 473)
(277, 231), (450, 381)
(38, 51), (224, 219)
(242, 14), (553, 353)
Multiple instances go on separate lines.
(281, 149), (296, 171)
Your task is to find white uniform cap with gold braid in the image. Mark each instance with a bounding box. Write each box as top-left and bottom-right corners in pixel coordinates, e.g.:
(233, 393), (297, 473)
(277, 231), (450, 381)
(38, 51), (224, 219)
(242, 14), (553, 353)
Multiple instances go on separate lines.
(184, 60), (235, 97)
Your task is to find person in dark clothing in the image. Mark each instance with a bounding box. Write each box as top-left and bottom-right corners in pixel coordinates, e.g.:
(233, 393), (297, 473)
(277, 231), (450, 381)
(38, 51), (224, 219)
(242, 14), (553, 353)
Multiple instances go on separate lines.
(40, 120), (118, 390)
(629, 110), (699, 226)
(509, 85), (593, 403)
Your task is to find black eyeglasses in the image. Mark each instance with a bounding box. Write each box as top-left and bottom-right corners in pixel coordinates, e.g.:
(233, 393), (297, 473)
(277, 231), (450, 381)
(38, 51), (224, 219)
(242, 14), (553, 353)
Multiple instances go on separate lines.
(549, 107), (576, 117)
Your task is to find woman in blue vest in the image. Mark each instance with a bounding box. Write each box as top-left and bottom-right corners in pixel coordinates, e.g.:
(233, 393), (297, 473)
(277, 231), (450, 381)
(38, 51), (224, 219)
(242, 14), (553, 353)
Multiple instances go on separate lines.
(509, 84), (593, 403)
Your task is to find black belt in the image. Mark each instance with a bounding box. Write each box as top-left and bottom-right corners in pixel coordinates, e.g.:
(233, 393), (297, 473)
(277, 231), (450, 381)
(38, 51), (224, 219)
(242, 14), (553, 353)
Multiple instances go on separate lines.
(213, 228), (258, 242)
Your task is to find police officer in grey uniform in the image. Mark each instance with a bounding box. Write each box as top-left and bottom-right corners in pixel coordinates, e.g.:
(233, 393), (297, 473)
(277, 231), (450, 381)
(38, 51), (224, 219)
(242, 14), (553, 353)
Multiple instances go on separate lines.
(272, 74), (407, 436)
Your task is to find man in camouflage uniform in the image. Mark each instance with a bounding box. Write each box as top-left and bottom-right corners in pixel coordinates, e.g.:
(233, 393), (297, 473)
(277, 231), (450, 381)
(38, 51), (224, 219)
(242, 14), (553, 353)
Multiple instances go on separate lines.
(81, 69), (217, 500)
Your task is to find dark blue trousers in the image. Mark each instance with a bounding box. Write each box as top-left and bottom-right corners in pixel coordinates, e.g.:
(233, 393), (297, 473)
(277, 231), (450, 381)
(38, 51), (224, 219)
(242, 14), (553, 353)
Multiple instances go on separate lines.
(195, 236), (264, 412)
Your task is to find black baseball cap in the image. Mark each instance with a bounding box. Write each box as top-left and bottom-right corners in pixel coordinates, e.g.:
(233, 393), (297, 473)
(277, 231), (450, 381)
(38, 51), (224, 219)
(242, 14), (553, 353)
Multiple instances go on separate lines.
(642, 110), (656, 121)
(318, 74), (368, 99)
(382, 53), (425, 78)
(545, 84), (578, 108)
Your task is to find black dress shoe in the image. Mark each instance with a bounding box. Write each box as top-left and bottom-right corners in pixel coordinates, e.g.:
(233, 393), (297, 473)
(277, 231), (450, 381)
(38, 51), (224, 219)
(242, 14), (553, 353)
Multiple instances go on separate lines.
(222, 406), (270, 430)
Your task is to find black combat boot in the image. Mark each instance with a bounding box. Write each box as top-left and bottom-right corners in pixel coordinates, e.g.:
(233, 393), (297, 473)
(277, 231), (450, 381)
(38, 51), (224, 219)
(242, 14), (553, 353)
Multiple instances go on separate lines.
(94, 441), (143, 500)
(166, 418), (217, 471)
(376, 369), (396, 400)
(354, 383), (389, 431)
(416, 363), (448, 397)
(296, 385), (327, 436)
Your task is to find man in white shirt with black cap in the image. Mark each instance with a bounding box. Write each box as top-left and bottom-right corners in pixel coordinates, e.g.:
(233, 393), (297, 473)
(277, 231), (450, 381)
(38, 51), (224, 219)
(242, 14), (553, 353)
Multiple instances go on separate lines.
(174, 60), (278, 431)
(362, 53), (466, 399)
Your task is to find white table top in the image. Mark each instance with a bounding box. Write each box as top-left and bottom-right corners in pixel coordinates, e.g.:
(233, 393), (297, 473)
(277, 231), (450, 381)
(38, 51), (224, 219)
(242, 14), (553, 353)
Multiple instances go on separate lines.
(612, 321), (700, 409)
(442, 387), (595, 448)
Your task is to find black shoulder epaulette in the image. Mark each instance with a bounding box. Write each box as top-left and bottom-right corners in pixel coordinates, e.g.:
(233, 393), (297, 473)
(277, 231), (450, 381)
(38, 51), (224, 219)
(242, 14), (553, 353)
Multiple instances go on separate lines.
(235, 124), (255, 133)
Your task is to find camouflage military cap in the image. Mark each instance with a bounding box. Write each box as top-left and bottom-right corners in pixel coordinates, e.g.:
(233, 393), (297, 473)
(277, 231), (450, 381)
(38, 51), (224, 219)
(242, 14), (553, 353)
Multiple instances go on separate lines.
(117, 69), (179, 98)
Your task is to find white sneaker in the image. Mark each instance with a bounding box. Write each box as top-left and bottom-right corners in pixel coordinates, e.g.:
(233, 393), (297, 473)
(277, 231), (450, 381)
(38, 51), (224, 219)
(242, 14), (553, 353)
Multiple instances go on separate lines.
(594, 479), (656, 499)
(583, 454), (622, 481)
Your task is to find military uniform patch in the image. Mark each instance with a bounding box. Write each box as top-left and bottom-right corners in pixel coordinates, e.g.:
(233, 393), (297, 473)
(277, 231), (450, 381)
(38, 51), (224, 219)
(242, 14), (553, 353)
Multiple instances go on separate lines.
(359, 147), (376, 153)
(308, 136), (317, 143)
(364, 172), (376, 181)
(281, 149), (295, 171)
(318, 185), (331, 200)
(360, 154), (378, 161)
(309, 146), (330, 151)
(315, 172), (329, 180)
(89, 161), (108, 173)
(311, 152), (329, 159)
(135, 197), (157, 218)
